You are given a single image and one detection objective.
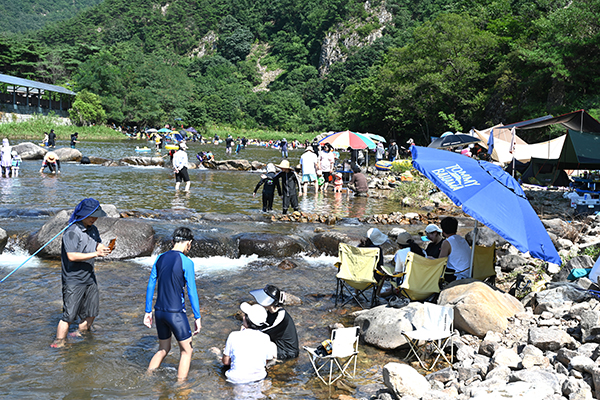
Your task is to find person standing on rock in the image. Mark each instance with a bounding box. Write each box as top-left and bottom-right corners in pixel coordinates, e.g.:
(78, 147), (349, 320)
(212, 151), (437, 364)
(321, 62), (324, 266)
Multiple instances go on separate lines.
(144, 227), (201, 382)
(52, 198), (111, 348)
(274, 160), (302, 214)
(173, 142), (191, 192)
(48, 129), (56, 148)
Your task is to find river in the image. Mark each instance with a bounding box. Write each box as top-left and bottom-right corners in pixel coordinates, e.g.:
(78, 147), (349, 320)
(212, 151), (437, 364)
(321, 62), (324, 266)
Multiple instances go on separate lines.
(0, 139), (412, 399)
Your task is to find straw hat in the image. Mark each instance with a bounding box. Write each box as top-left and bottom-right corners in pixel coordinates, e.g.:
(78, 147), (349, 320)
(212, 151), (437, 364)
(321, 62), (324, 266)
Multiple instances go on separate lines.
(46, 152), (57, 161)
(276, 159), (291, 169)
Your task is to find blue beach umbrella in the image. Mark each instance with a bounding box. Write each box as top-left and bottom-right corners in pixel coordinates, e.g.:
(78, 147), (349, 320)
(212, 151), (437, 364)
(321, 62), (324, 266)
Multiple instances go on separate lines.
(411, 146), (561, 267)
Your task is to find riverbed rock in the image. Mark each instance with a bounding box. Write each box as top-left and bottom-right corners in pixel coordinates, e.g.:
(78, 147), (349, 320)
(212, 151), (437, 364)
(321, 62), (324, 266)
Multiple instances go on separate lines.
(211, 159), (252, 171)
(54, 147), (82, 162)
(312, 231), (359, 256)
(87, 156), (110, 165)
(354, 303), (425, 350)
(438, 280), (524, 338)
(528, 327), (576, 351)
(552, 255), (595, 282)
(26, 207), (155, 260)
(0, 227), (7, 253)
(466, 226), (508, 247)
(533, 283), (589, 315)
(383, 363), (430, 398)
(120, 156), (165, 166)
(235, 233), (307, 257)
(11, 142), (46, 160)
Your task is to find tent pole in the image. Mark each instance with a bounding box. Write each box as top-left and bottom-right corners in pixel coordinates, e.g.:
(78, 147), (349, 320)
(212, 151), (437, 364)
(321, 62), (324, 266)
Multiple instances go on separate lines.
(469, 220), (479, 278)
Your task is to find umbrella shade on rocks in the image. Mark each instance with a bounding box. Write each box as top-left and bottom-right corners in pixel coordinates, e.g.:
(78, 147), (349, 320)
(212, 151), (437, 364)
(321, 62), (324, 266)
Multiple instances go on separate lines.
(428, 133), (481, 149)
(412, 145), (561, 266)
(319, 130), (376, 150)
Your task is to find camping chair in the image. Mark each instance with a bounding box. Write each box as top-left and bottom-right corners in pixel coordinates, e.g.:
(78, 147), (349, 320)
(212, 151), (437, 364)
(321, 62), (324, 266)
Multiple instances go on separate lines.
(335, 243), (379, 309)
(374, 263), (406, 299)
(397, 252), (447, 301)
(304, 326), (360, 386)
(402, 303), (454, 370)
(472, 244), (496, 284)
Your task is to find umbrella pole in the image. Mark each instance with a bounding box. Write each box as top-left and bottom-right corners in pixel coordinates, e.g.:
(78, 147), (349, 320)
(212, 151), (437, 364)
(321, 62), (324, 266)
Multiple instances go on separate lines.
(469, 220), (479, 278)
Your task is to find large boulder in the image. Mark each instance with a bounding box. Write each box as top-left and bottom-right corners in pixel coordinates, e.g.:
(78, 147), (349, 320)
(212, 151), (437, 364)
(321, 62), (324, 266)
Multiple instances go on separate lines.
(211, 159), (252, 171)
(26, 207), (155, 260)
(438, 280), (524, 338)
(382, 363), (430, 398)
(54, 147), (82, 162)
(533, 283), (589, 314)
(0, 227), (7, 253)
(466, 226), (509, 247)
(528, 327), (576, 351)
(552, 256), (594, 282)
(354, 303), (425, 350)
(235, 233), (307, 257)
(12, 142), (46, 160)
(542, 218), (579, 242)
(120, 156), (165, 166)
(312, 232), (358, 256)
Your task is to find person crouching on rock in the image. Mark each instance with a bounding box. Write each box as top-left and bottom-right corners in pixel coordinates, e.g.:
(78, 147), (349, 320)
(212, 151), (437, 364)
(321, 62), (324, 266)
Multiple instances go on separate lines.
(40, 151), (61, 174)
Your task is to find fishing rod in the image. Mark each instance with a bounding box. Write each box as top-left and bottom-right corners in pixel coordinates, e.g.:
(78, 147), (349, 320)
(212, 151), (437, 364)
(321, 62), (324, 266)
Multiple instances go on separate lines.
(0, 222), (74, 284)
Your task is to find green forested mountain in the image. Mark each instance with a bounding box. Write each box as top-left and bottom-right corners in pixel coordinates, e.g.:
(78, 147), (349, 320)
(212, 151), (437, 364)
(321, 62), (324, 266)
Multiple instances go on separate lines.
(1, 0), (599, 143)
(0, 0), (105, 33)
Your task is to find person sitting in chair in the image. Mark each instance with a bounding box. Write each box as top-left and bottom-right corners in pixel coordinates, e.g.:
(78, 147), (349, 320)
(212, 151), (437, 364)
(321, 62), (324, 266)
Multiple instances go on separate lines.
(438, 217), (471, 282)
(423, 224), (445, 258)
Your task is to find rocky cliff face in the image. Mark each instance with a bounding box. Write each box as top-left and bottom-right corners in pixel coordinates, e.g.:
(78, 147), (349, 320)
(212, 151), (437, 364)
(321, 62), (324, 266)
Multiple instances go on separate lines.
(319, 1), (393, 76)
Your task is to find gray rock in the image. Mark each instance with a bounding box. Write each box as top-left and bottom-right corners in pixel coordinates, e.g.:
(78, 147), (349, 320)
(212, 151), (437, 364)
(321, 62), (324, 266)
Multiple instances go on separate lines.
(235, 233), (307, 257)
(455, 341), (477, 361)
(421, 390), (455, 400)
(425, 367), (457, 384)
(590, 367), (600, 400)
(553, 256), (595, 282)
(465, 226), (508, 247)
(54, 147), (82, 161)
(354, 303), (424, 350)
(11, 142), (46, 160)
(470, 381), (554, 399)
(479, 339), (500, 357)
(312, 231), (358, 256)
(457, 366), (479, 382)
(577, 343), (599, 359)
(120, 156), (165, 166)
(382, 362), (430, 399)
(534, 284), (589, 314)
(528, 327), (576, 351)
(0, 227), (7, 253)
(485, 365), (511, 382)
(498, 255), (528, 272)
(251, 161), (265, 170)
(492, 347), (521, 369)
(562, 376), (593, 400)
(510, 368), (562, 394)
(570, 356), (596, 374)
(557, 348), (580, 366)
(581, 310), (600, 342)
(542, 218), (580, 240)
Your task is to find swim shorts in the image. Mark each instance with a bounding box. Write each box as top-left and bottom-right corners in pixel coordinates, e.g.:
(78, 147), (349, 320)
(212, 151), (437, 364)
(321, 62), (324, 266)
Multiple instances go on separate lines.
(175, 167), (190, 182)
(302, 173), (317, 183)
(61, 283), (99, 323)
(322, 171), (332, 182)
(155, 309), (192, 341)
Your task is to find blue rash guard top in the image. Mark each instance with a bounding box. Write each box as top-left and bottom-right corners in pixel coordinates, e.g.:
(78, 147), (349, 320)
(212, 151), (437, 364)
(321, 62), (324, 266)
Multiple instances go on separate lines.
(144, 250), (201, 320)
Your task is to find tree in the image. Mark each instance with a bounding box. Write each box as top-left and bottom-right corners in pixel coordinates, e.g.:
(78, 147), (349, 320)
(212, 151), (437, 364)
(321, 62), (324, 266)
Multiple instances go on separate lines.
(69, 90), (106, 125)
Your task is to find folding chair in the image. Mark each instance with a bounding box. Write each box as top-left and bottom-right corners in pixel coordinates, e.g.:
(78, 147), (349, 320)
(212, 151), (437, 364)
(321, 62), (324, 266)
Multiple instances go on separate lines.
(402, 303), (454, 370)
(397, 252), (447, 301)
(374, 263), (405, 299)
(304, 326), (360, 385)
(335, 243), (379, 309)
(472, 244), (496, 284)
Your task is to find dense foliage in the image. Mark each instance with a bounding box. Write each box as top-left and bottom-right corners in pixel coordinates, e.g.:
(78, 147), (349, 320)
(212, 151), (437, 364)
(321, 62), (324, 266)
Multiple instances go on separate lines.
(1, 0), (599, 143)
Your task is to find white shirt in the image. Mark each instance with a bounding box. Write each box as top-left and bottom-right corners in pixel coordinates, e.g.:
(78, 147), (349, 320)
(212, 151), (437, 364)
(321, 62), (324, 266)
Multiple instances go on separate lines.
(224, 329), (277, 384)
(393, 247), (411, 273)
(172, 150), (188, 170)
(319, 151), (335, 172)
(446, 235), (472, 280)
(300, 151), (318, 175)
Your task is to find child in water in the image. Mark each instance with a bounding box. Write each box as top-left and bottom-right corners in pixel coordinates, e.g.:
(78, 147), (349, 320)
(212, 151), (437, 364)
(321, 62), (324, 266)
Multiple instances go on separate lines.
(333, 172), (344, 193)
(11, 151), (21, 177)
(253, 163), (281, 212)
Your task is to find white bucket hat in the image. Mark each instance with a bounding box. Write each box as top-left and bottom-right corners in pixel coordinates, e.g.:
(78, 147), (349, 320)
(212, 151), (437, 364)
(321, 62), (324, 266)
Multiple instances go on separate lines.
(240, 302), (267, 326)
(367, 228), (388, 246)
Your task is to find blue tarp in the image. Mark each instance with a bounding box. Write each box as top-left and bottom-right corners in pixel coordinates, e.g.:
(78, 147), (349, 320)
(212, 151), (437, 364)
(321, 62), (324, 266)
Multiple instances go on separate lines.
(411, 146), (561, 265)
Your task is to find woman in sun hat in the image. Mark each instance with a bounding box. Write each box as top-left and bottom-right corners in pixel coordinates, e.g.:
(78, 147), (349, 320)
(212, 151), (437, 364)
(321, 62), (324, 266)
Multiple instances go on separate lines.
(39, 151), (61, 174)
(274, 159), (302, 214)
(250, 284), (299, 361)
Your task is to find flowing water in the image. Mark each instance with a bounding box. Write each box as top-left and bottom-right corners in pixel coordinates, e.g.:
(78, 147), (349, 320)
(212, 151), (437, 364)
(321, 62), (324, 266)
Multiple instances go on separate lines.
(0, 139), (413, 399)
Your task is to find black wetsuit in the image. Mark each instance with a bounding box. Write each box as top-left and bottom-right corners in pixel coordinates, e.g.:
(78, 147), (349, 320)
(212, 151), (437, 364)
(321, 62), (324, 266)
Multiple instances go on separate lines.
(254, 172), (281, 212)
(275, 171), (300, 214)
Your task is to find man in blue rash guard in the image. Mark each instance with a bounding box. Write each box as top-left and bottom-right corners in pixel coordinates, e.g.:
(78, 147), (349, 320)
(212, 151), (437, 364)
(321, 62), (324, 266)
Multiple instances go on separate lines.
(143, 227), (202, 381)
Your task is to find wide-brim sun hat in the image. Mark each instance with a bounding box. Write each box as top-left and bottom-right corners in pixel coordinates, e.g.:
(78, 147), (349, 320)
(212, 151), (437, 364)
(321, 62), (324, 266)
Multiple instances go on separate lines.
(367, 227), (388, 246)
(425, 224), (442, 234)
(305, 147), (314, 152)
(396, 231), (413, 245)
(68, 198), (107, 224)
(46, 152), (58, 161)
(179, 142), (188, 150)
(266, 163), (276, 173)
(240, 302), (267, 326)
(276, 159), (291, 169)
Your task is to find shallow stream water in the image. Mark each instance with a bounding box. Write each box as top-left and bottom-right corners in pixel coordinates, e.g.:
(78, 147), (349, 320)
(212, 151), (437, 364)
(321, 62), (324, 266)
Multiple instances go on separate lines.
(0, 139), (419, 399)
